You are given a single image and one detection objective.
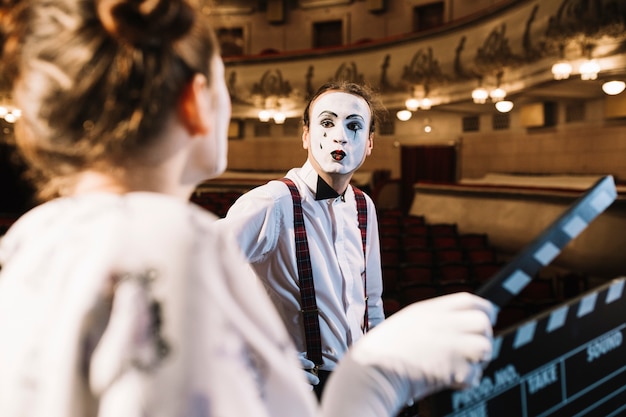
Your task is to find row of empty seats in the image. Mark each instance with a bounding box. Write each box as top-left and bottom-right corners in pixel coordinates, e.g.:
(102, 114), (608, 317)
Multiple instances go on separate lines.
(378, 210), (502, 292)
(377, 209), (591, 332)
(190, 190), (243, 218)
(384, 270), (589, 332)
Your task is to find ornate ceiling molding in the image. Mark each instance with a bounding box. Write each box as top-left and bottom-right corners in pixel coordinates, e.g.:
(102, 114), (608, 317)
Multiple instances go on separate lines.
(221, 0), (626, 118)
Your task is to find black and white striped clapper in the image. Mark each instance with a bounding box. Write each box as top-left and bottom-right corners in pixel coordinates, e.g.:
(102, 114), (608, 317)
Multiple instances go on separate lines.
(477, 175), (617, 309)
(430, 277), (626, 416)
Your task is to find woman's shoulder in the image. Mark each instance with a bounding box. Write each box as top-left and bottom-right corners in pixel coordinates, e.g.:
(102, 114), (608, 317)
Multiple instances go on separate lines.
(0, 193), (221, 263)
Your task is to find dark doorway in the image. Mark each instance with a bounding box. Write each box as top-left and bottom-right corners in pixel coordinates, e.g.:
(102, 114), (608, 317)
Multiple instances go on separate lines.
(400, 144), (457, 212)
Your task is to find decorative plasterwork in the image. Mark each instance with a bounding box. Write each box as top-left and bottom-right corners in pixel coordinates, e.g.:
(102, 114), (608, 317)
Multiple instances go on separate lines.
(401, 48), (448, 87)
(332, 62), (365, 85)
(251, 69), (292, 98)
(222, 0), (626, 118)
(546, 0), (626, 42)
(474, 24), (524, 75)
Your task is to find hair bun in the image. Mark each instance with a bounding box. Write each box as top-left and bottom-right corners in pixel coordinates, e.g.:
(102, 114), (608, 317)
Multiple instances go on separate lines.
(0, 1), (27, 86)
(96, 0), (195, 48)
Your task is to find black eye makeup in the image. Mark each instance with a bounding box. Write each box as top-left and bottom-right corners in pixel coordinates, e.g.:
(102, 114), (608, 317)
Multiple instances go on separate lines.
(347, 121), (363, 132)
(320, 119), (335, 128)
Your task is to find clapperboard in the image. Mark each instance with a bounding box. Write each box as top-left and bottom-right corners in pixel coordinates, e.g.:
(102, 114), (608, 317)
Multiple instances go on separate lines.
(429, 175), (625, 416)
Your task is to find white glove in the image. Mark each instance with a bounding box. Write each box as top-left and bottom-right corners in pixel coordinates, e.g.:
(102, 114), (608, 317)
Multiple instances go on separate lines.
(321, 292), (496, 417)
(299, 356), (320, 388)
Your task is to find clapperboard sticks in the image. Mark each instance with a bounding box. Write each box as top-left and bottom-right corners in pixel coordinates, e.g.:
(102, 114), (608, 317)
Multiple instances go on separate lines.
(431, 277), (626, 417)
(428, 175), (622, 417)
(476, 175), (617, 309)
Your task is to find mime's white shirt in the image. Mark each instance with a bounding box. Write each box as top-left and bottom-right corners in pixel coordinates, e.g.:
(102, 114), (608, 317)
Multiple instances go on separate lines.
(219, 161), (385, 371)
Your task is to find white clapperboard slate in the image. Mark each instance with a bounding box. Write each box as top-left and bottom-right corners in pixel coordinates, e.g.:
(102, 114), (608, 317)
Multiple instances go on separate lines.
(429, 175), (625, 417)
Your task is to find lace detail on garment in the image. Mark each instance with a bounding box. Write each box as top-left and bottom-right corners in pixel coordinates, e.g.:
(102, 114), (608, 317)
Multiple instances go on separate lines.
(115, 268), (171, 371)
(89, 268), (172, 397)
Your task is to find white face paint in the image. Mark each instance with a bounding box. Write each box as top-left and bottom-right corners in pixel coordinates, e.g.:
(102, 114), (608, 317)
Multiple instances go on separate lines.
(304, 91), (373, 176)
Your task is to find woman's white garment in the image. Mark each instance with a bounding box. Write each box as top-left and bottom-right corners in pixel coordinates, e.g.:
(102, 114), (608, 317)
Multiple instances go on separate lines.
(0, 193), (318, 417)
(0, 193), (496, 417)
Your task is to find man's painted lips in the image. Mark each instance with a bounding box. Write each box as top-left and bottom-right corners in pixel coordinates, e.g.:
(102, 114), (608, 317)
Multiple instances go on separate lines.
(331, 150), (346, 161)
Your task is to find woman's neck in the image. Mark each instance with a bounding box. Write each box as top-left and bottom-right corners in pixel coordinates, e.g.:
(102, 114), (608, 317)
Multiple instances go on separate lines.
(71, 170), (128, 195)
(71, 167), (193, 200)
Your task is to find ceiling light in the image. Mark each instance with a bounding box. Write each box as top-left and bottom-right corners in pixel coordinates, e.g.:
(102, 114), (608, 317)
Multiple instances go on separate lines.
(551, 61), (572, 80)
(579, 59), (600, 80)
(602, 80), (626, 95)
(423, 118), (432, 133)
(0, 103), (21, 123)
(273, 112), (286, 124)
(495, 100), (514, 113)
(489, 87), (506, 102)
(258, 110), (271, 122)
(471, 87), (488, 104)
(405, 98), (419, 111)
(396, 109), (412, 121)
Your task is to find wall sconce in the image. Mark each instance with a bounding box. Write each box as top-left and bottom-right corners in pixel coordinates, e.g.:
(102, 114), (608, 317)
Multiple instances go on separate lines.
(273, 111), (286, 124)
(551, 61), (572, 80)
(258, 108), (286, 124)
(423, 118), (432, 133)
(396, 109), (412, 121)
(0, 103), (21, 124)
(602, 80), (626, 95)
(405, 97), (432, 110)
(420, 97), (432, 110)
(258, 109), (272, 122)
(551, 44), (572, 80)
(405, 98), (420, 111)
(495, 100), (514, 113)
(471, 86), (489, 104)
(579, 59), (600, 80)
(579, 44), (600, 80)
(489, 87), (506, 102)
(405, 85), (433, 111)
(489, 72), (507, 102)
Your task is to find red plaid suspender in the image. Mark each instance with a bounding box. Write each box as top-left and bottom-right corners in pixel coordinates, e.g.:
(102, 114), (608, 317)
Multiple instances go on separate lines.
(281, 178), (324, 365)
(353, 187), (369, 332)
(280, 178), (368, 366)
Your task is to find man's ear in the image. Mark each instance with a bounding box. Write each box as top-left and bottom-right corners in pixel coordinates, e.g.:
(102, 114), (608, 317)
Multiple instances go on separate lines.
(366, 133), (374, 156)
(179, 74), (210, 136)
(302, 126), (310, 150)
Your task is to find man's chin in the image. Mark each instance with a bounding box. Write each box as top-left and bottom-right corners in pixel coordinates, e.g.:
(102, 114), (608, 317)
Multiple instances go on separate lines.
(310, 155), (362, 176)
(322, 164), (359, 176)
